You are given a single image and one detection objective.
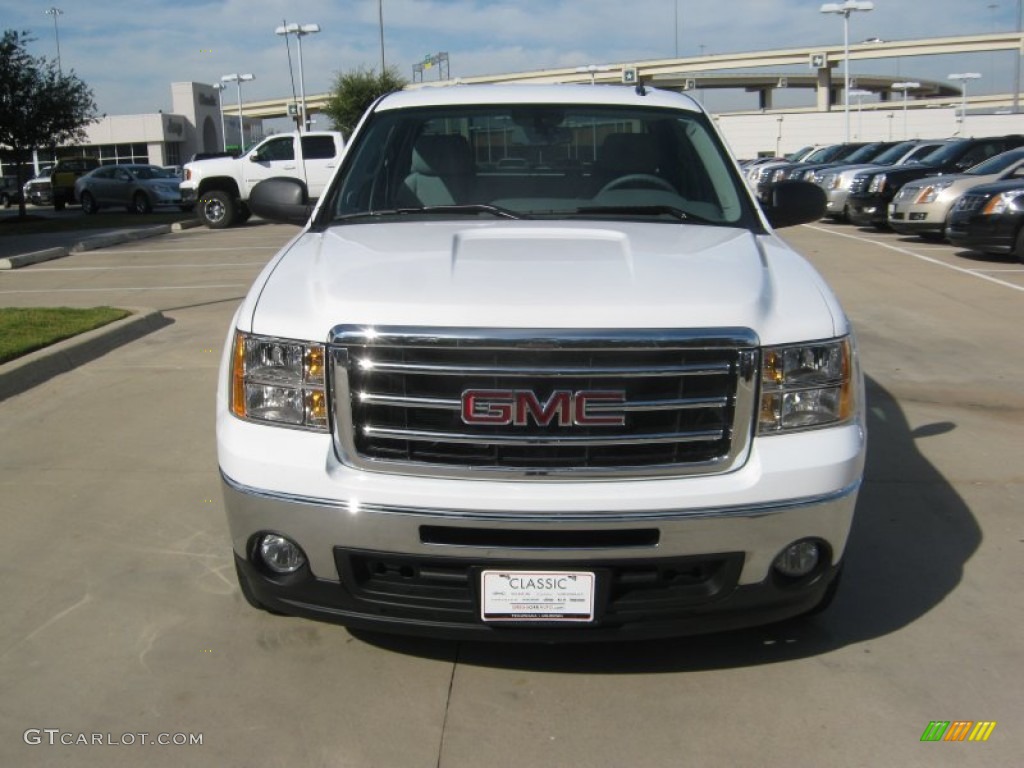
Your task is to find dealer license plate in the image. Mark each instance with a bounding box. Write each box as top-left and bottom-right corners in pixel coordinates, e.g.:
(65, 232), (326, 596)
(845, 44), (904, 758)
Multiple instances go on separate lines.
(481, 570), (596, 623)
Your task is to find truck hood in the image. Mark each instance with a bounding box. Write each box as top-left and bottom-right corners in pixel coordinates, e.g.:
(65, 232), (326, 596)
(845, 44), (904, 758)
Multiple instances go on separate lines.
(244, 220), (843, 344)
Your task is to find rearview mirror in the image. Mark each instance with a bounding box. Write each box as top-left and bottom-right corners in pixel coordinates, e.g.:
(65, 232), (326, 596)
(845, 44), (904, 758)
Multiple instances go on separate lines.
(248, 178), (313, 226)
(762, 180), (826, 229)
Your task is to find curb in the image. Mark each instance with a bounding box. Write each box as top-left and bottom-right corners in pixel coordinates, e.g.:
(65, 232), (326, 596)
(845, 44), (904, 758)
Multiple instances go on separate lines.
(0, 218), (203, 270)
(0, 308), (172, 402)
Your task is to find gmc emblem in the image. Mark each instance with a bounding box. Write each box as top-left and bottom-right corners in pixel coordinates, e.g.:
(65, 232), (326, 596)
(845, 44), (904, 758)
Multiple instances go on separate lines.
(461, 389), (626, 427)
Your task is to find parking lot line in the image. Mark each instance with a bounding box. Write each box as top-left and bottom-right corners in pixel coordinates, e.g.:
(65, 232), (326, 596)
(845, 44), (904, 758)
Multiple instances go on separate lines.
(805, 224), (1024, 294)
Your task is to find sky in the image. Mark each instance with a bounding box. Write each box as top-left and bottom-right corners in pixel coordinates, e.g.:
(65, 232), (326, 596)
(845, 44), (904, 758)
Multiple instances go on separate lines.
(3, 0), (1022, 120)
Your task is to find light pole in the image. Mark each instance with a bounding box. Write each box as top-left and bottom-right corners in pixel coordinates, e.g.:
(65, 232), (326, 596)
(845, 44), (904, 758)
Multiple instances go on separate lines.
(1016, 0), (1022, 113)
(211, 83), (228, 152)
(221, 73), (255, 151)
(891, 81), (920, 138)
(948, 72), (981, 134)
(820, 1), (874, 143)
(378, 0), (386, 75)
(275, 23), (320, 132)
(44, 7), (63, 73)
(848, 88), (871, 138)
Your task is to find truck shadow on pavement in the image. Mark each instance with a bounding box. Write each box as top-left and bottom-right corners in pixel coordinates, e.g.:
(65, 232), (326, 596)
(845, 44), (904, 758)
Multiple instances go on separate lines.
(353, 375), (981, 672)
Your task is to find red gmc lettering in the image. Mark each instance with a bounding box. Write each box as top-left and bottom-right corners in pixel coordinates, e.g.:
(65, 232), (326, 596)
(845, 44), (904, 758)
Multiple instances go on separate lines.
(461, 390), (625, 427)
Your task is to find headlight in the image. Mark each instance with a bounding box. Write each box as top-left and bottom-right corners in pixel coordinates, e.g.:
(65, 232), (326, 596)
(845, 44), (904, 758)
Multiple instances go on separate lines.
(981, 189), (1024, 215)
(230, 331), (328, 430)
(915, 181), (953, 204)
(759, 338), (856, 433)
(868, 174), (887, 194)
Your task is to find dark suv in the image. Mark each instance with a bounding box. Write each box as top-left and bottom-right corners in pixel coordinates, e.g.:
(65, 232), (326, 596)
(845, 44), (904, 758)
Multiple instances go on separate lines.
(845, 135), (1024, 228)
(50, 156), (100, 210)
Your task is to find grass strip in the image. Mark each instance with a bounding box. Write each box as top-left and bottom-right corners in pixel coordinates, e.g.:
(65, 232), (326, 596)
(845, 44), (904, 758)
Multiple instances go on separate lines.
(0, 307), (132, 364)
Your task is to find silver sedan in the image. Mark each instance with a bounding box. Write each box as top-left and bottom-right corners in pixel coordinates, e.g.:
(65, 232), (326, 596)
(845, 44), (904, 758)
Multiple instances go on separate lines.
(74, 164), (186, 214)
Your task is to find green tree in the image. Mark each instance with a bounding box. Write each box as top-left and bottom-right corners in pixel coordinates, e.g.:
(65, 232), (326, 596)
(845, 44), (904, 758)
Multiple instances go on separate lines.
(0, 30), (98, 216)
(322, 67), (407, 137)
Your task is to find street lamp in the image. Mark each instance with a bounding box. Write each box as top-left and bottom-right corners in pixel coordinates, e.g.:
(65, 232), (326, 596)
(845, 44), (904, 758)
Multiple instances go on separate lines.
(221, 73), (255, 152)
(848, 88), (872, 138)
(44, 7), (63, 73)
(820, 1), (874, 143)
(891, 81), (920, 138)
(948, 72), (981, 133)
(275, 23), (320, 132)
(211, 83), (228, 153)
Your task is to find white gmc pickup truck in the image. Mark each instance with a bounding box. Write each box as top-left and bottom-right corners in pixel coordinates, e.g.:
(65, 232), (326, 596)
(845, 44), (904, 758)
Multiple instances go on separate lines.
(180, 131), (344, 228)
(217, 84), (866, 641)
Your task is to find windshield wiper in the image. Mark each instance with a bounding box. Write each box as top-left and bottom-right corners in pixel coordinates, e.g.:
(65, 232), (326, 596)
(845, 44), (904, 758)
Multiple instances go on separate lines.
(338, 204), (525, 221)
(571, 205), (714, 224)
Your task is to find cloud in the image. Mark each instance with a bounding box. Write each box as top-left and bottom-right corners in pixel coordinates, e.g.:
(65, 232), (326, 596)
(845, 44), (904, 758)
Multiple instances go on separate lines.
(5, 0), (1017, 115)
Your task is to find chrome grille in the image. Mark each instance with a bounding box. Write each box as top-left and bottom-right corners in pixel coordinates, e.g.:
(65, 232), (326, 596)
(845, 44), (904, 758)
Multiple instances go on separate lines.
(330, 326), (758, 479)
(954, 194), (986, 213)
(848, 175), (871, 195)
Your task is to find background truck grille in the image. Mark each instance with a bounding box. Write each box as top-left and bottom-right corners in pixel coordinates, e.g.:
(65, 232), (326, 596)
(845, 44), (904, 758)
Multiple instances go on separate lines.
(954, 193), (986, 213)
(848, 176), (870, 195)
(330, 327), (758, 479)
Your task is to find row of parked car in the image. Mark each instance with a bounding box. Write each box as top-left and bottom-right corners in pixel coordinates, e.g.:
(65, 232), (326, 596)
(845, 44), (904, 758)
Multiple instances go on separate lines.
(8, 158), (188, 214)
(742, 133), (1024, 261)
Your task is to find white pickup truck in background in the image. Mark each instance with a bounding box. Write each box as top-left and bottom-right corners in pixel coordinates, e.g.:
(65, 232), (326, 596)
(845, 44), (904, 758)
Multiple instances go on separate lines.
(180, 131), (344, 228)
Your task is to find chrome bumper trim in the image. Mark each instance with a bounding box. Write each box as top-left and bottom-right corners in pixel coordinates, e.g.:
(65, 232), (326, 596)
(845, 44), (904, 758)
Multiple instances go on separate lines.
(220, 470), (861, 523)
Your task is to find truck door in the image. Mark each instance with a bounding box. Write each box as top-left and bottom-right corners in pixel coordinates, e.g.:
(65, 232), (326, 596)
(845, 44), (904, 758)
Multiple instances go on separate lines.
(243, 136), (299, 192)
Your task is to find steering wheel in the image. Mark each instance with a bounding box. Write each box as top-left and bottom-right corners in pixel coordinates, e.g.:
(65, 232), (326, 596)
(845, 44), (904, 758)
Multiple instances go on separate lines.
(598, 174), (677, 195)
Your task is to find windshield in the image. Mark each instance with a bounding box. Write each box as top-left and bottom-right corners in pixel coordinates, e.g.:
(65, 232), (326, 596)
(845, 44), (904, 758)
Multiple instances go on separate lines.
(964, 149), (1024, 175)
(918, 141), (966, 165)
(871, 141), (918, 165)
(325, 102), (755, 227)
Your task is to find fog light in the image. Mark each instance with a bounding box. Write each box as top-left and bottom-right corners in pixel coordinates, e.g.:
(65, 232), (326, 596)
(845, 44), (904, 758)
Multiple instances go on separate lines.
(773, 540), (821, 578)
(258, 534), (306, 574)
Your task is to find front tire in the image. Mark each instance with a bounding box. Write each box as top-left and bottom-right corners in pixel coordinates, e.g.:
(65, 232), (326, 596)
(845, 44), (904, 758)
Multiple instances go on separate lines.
(1015, 226), (1024, 264)
(197, 190), (236, 229)
(80, 191), (98, 214)
(132, 191), (152, 215)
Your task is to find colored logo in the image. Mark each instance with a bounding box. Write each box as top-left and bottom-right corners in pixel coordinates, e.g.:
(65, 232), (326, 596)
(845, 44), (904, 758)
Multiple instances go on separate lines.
(920, 721), (997, 742)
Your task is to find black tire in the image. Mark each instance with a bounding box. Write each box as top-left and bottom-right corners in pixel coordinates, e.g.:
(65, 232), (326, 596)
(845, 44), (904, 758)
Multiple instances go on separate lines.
(53, 193), (66, 211)
(80, 191), (98, 215)
(1015, 226), (1024, 264)
(132, 191), (152, 215)
(197, 189), (237, 229)
(0, 193), (9, 209)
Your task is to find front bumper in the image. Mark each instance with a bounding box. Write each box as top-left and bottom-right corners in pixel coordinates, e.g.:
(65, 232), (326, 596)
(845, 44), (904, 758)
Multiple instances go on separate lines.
(888, 203), (947, 236)
(220, 416), (864, 640)
(847, 194), (889, 226)
(946, 213), (1017, 254)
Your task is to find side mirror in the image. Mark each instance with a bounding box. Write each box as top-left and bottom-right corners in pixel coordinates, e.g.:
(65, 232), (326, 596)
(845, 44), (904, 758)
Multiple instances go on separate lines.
(248, 178), (313, 226)
(762, 180), (826, 229)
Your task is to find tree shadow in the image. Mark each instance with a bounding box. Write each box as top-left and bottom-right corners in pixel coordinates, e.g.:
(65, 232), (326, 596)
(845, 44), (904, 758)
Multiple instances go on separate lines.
(352, 375), (980, 672)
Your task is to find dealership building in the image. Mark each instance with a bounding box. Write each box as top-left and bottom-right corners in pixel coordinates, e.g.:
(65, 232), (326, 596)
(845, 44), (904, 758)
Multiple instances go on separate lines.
(2, 82), (260, 177)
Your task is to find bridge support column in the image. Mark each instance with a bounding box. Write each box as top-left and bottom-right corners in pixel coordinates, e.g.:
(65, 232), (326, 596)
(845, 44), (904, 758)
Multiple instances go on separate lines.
(816, 67), (834, 111)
